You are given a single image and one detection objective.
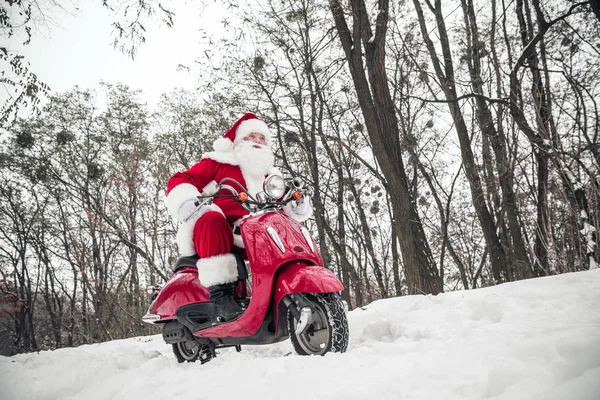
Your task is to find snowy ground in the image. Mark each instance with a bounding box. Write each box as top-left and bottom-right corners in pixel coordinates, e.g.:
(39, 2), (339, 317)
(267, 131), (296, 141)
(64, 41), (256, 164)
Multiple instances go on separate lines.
(1, 270), (599, 400)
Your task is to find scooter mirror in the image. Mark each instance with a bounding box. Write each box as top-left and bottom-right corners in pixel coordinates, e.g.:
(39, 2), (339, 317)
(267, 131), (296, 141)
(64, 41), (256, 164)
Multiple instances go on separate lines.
(292, 177), (304, 189)
(264, 175), (286, 199)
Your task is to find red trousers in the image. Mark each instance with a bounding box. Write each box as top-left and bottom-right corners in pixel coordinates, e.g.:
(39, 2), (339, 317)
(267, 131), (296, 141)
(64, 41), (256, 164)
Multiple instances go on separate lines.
(192, 211), (233, 258)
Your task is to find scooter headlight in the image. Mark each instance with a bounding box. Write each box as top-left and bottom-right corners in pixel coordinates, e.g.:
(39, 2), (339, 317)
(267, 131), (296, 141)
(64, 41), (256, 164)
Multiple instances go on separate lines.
(263, 175), (286, 199)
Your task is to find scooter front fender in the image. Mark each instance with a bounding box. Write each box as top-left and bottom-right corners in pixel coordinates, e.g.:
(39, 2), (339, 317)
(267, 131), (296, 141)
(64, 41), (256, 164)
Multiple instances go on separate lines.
(272, 261), (344, 336)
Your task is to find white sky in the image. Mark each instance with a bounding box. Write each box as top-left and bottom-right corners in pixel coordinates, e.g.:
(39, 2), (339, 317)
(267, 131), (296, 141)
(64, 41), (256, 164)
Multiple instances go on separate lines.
(1, 269), (599, 399)
(4, 0), (229, 111)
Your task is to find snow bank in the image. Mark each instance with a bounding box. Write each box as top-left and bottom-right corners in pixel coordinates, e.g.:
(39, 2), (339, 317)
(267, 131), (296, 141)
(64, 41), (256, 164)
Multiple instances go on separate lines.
(1, 270), (599, 400)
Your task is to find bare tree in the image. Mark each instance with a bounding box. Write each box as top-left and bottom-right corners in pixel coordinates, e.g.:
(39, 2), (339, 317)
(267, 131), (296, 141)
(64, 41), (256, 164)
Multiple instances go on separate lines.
(330, 0), (441, 295)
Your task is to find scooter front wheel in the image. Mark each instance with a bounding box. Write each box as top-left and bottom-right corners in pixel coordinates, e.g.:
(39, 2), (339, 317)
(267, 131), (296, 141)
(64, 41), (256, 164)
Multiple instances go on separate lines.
(288, 293), (349, 355)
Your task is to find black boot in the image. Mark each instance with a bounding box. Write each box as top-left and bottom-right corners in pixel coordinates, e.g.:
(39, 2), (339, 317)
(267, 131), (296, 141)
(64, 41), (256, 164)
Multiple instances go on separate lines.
(209, 283), (244, 322)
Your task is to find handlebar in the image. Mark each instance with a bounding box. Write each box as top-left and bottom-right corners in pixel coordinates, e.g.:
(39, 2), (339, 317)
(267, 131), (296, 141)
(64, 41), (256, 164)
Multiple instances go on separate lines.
(193, 177), (308, 213)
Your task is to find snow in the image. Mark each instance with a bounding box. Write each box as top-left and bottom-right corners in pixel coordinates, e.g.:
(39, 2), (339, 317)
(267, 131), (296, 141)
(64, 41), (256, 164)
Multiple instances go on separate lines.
(2, 270), (600, 400)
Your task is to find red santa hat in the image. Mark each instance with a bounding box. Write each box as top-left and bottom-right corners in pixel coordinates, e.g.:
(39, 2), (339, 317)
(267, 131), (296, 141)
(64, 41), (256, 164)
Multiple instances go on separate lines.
(213, 112), (272, 152)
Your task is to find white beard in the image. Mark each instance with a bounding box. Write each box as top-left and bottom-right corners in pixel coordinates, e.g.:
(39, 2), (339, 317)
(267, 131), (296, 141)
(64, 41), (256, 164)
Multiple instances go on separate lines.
(234, 141), (274, 197)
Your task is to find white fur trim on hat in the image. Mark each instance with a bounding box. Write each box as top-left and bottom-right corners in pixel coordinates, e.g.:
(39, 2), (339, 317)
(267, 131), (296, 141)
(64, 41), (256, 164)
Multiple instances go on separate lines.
(176, 204), (224, 256)
(166, 183), (201, 219)
(234, 118), (272, 147)
(197, 253), (239, 287)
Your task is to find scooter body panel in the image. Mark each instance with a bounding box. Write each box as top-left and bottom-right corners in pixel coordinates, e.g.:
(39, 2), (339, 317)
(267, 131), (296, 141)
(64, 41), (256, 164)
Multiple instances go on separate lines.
(150, 267), (209, 321)
(196, 212), (325, 338)
(149, 211), (344, 345)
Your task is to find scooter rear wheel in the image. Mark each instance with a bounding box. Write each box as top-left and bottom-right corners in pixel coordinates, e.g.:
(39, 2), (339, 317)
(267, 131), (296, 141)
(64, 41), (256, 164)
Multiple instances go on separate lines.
(172, 340), (214, 364)
(288, 293), (349, 356)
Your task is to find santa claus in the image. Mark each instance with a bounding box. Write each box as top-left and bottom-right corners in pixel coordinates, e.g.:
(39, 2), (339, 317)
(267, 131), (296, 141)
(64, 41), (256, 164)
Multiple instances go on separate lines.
(165, 112), (312, 320)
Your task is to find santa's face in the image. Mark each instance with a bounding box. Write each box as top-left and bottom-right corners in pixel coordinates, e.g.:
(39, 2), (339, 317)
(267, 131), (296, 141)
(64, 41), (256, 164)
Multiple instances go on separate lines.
(234, 139), (273, 177)
(243, 132), (266, 147)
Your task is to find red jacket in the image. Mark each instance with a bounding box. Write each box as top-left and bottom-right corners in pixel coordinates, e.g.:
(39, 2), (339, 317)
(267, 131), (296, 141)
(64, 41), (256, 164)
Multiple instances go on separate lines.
(165, 151), (313, 257)
(166, 152), (280, 223)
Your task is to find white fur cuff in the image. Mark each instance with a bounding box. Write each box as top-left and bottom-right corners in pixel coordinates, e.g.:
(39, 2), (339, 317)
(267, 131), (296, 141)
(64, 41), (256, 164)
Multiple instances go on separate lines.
(176, 204), (224, 256)
(197, 253), (238, 287)
(233, 233), (245, 248)
(166, 183), (201, 218)
(283, 200), (313, 223)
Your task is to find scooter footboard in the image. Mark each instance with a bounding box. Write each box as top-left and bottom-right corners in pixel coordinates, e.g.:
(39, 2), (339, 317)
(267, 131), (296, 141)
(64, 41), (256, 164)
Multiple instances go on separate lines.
(272, 261), (343, 336)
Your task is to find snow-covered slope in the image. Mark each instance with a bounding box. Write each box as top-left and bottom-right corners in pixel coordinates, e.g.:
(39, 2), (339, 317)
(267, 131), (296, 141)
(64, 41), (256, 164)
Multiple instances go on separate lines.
(1, 270), (599, 400)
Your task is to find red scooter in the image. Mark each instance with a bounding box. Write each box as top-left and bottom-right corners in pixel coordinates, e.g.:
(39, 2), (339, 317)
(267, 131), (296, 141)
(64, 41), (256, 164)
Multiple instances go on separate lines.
(143, 176), (349, 363)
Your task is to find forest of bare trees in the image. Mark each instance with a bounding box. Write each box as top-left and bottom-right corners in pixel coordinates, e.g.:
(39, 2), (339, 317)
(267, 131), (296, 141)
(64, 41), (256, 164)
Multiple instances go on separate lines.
(0, 0), (598, 356)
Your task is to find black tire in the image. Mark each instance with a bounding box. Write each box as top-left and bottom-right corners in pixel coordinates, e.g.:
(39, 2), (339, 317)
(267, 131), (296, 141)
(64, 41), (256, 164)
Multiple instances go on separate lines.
(172, 340), (213, 364)
(288, 293), (349, 356)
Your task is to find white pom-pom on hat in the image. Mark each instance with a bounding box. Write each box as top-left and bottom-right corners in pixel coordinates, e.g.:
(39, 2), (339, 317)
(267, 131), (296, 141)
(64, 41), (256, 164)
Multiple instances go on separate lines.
(212, 137), (234, 152)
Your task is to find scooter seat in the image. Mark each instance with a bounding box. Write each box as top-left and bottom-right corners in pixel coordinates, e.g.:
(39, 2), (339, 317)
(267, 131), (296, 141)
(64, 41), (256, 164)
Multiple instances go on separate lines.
(174, 255), (200, 271)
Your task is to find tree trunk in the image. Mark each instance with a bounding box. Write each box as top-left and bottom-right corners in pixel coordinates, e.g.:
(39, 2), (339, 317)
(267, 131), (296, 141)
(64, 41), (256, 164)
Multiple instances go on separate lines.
(320, 133), (365, 307)
(389, 209), (403, 296)
(590, 0), (600, 23)
(344, 163), (388, 297)
(462, 0), (531, 280)
(336, 168), (352, 308)
(413, 0), (510, 283)
(534, 151), (550, 274)
(330, 0), (441, 295)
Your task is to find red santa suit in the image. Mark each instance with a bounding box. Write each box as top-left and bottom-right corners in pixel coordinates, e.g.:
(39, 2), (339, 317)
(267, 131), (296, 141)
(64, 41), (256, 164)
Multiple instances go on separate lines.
(165, 113), (311, 288)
